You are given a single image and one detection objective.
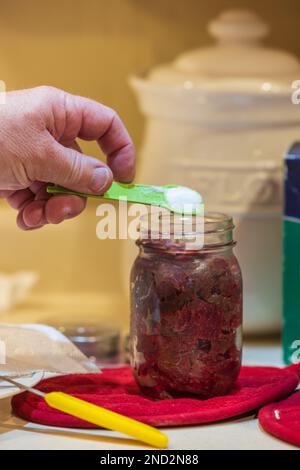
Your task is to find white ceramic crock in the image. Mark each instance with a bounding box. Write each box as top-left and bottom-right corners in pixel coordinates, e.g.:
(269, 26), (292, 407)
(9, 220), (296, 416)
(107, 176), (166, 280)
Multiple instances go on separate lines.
(125, 9), (300, 335)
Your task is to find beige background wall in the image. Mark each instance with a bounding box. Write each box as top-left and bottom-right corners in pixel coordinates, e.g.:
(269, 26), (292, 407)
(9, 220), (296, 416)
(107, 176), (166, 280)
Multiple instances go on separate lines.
(0, 0), (299, 316)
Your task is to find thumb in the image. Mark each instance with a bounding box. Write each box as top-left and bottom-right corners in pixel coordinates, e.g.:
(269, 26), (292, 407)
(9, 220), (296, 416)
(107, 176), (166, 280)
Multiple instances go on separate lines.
(36, 140), (113, 194)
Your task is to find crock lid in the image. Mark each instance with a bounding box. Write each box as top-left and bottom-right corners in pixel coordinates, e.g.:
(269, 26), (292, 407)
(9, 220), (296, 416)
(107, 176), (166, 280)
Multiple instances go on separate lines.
(148, 9), (300, 94)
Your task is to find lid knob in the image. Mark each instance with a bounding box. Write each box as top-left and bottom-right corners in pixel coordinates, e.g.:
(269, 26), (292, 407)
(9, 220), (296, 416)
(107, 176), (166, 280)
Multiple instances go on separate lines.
(208, 9), (269, 45)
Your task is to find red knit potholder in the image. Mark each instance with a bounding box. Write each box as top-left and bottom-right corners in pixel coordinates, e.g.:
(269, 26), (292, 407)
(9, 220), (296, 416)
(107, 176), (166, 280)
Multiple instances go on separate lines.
(11, 365), (299, 428)
(258, 389), (300, 447)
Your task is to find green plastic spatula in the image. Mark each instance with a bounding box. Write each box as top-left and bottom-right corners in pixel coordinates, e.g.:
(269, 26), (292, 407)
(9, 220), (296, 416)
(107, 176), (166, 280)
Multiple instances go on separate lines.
(47, 182), (203, 215)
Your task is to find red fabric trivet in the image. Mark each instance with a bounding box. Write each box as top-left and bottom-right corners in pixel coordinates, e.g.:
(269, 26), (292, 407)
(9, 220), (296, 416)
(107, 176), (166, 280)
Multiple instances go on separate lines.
(11, 365), (299, 428)
(258, 389), (300, 447)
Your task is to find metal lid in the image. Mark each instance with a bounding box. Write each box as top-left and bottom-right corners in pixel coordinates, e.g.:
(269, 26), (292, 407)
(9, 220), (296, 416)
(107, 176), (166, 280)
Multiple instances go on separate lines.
(48, 321), (121, 364)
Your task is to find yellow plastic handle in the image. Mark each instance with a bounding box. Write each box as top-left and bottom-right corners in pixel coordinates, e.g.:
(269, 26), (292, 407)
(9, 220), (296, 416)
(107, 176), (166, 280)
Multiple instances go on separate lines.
(45, 391), (168, 449)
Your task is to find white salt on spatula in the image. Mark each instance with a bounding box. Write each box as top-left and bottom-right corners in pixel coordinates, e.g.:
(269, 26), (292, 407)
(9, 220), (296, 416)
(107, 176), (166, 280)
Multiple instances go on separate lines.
(47, 182), (203, 215)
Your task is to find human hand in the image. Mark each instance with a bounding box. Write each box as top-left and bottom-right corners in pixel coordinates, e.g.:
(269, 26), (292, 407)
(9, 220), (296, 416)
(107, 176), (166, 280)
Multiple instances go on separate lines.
(0, 86), (135, 230)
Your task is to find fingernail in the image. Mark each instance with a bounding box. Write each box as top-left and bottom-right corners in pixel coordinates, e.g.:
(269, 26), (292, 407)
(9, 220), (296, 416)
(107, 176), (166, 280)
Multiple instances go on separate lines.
(90, 167), (111, 193)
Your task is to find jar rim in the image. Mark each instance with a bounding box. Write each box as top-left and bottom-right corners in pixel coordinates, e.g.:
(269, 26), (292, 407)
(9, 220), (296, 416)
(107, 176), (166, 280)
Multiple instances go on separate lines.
(202, 212), (234, 233)
(138, 211), (235, 251)
(139, 211), (234, 234)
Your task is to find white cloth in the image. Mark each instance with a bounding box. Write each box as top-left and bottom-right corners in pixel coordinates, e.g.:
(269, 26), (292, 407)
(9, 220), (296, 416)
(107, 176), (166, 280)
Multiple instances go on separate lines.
(0, 323), (99, 377)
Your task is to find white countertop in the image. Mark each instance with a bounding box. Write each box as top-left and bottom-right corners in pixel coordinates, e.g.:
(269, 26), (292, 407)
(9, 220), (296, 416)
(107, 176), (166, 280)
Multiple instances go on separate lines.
(0, 342), (297, 450)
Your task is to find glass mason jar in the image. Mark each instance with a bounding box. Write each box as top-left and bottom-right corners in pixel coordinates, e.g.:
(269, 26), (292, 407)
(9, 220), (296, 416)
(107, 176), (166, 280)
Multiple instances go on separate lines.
(130, 212), (242, 399)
